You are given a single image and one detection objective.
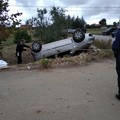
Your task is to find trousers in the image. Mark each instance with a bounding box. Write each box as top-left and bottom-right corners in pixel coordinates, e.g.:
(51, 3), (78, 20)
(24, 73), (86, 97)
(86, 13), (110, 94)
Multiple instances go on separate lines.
(116, 58), (120, 94)
(16, 52), (22, 64)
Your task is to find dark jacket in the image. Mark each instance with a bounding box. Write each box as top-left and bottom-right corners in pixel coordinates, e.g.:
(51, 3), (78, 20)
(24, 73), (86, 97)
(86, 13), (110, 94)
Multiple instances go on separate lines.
(112, 28), (120, 59)
(16, 43), (30, 53)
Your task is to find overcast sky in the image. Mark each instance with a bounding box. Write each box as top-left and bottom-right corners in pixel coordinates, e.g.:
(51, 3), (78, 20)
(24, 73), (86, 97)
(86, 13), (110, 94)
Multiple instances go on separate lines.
(8, 0), (120, 25)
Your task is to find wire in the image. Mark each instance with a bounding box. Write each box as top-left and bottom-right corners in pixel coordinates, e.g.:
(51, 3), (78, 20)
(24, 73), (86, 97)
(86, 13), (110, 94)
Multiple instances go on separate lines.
(8, 5), (120, 13)
(9, 5), (120, 9)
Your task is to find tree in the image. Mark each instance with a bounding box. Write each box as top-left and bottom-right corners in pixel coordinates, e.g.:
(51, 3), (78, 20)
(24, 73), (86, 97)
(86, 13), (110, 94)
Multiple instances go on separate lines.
(66, 15), (73, 28)
(49, 6), (67, 41)
(32, 8), (48, 41)
(29, 6), (68, 43)
(113, 22), (117, 27)
(0, 0), (22, 43)
(26, 17), (35, 27)
(10, 12), (22, 27)
(27, 6), (86, 43)
(0, 0), (22, 58)
(72, 16), (86, 30)
(99, 18), (106, 26)
(14, 30), (31, 43)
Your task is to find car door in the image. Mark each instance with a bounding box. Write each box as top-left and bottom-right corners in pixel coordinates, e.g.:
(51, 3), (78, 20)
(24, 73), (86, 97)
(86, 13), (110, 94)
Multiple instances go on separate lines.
(53, 38), (73, 54)
(40, 43), (57, 58)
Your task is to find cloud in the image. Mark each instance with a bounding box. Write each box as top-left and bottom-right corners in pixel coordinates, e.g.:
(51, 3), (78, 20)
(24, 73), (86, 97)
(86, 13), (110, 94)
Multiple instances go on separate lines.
(60, 0), (89, 6)
(16, 0), (38, 6)
(60, 0), (120, 24)
(8, 0), (120, 24)
(43, 0), (64, 6)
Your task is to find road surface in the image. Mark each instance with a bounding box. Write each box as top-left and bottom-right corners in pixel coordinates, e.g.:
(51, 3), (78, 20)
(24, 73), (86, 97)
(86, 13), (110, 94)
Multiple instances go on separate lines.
(0, 60), (120, 120)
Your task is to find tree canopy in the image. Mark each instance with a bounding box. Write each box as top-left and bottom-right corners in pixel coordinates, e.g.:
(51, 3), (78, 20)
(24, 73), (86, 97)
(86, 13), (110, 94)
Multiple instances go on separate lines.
(26, 6), (86, 43)
(0, 0), (22, 43)
(99, 18), (106, 26)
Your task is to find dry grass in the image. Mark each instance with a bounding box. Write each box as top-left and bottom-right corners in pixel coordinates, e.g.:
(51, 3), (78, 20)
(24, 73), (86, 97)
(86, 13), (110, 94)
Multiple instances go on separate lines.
(1, 43), (33, 65)
(94, 39), (112, 49)
(0, 38), (114, 70)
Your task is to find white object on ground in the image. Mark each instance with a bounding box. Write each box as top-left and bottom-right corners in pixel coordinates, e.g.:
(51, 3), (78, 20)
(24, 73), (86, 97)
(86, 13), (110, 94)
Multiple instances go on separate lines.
(27, 66), (30, 70)
(0, 60), (9, 69)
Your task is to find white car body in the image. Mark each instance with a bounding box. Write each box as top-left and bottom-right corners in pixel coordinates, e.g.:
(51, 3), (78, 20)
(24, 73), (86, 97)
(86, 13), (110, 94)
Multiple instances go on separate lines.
(32, 30), (94, 61)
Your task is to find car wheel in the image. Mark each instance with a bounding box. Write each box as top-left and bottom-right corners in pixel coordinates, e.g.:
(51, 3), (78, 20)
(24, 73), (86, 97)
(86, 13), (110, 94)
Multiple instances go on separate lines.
(73, 29), (85, 43)
(32, 41), (42, 53)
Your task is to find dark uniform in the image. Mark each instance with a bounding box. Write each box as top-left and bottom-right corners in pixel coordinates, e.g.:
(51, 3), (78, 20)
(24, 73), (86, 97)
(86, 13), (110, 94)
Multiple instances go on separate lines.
(16, 41), (30, 64)
(112, 28), (120, 100)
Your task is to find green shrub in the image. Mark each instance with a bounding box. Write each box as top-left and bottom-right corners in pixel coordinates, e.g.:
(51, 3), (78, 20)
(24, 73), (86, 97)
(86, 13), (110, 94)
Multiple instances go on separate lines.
(40, 58), (51, 68)
(14, 30), (31, 43)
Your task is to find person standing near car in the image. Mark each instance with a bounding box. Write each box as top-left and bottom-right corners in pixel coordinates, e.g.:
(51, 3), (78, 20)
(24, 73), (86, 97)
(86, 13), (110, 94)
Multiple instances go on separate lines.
(16, 39), (31, 64)
(112, 25), (120, 100)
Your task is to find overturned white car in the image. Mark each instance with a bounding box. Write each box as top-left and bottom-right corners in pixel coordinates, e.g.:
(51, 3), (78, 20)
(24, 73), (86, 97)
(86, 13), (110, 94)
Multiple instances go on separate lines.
(31, 29), (94, 61)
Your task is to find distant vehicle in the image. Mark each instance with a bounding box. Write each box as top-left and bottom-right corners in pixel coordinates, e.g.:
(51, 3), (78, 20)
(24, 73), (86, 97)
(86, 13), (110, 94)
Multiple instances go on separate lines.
(31, 29), (94, 61)
(111, 29), (117, 38)
(67, 29), (76, 34)
(102, 27), (117, 35)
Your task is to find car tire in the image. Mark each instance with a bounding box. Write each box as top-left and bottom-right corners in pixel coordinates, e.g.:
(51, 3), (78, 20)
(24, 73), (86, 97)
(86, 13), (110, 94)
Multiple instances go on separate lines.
(73, 29), (85, 43)
(32, 41), (42, 53)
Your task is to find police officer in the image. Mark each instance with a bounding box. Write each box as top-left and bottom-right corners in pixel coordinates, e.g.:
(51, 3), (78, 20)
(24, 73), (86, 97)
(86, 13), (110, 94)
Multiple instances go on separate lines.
(112, 26), (120, 100)
(16, 39), (31, 64)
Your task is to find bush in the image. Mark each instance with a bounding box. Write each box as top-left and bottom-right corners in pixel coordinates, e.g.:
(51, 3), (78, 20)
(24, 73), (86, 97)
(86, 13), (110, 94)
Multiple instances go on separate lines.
(40, 58), (51, 68)
(14, 30), (31, 43)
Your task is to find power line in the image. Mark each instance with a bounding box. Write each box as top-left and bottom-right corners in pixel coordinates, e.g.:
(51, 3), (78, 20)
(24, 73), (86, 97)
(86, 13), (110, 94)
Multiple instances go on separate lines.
(8, 4), (120, 23)
(8, 8), (120, 12)
(8, 5), (120, 13)
(11, 8), (120, 11)
(9, 5), (120, 9)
